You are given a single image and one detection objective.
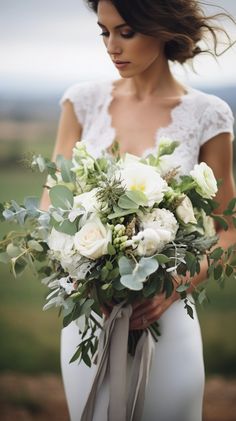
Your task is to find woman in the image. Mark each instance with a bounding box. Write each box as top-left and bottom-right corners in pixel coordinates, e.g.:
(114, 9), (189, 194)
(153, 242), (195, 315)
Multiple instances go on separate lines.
(41, 0), (235, 420)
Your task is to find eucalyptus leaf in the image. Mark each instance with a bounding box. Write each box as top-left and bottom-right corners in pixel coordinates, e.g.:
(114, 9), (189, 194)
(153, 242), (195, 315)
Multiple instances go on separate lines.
(0, 252), (11, 264)
(6, 244), (22, 258)
(27, 240), (44, 252)
(120, 274), (143, 290)
(49, 185), (74, 209)
(118, 256), (134, 276)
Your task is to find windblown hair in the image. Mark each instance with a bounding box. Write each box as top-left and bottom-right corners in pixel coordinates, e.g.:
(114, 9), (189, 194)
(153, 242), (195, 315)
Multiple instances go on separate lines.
(84, 0), (235, 64)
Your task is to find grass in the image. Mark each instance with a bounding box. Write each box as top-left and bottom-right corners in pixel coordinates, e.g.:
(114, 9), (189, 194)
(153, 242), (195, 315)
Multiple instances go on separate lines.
(0, 139), (236, 376)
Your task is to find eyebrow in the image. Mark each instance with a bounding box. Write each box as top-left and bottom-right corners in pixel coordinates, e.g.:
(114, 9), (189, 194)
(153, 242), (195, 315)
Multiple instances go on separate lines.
(97, 21), (129, 30)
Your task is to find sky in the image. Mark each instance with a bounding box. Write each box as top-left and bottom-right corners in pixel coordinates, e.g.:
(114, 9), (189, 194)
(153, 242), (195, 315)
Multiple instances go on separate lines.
(0, 0), (236, 96)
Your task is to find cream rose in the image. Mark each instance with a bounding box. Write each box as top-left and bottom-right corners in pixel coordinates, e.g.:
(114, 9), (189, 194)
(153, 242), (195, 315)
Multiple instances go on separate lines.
(119, 161), (168, 206)
(176, 195), (197, 225)
(190, 162), (218, 199)
(74, 216), (112, 260)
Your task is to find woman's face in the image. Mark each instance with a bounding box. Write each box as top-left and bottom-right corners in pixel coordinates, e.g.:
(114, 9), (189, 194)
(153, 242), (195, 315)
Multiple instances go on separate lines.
(97, 0), (165, 77)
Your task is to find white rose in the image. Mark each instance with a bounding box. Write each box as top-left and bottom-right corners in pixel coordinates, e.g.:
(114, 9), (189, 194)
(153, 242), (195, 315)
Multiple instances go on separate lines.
(74, 216), (112, 260)
(119, 161), (168, 206)
(74, 189), (98, 212)
(190, 162), (218, 199)
(176, 195), (197, 225)
(47, 227), (74, 254)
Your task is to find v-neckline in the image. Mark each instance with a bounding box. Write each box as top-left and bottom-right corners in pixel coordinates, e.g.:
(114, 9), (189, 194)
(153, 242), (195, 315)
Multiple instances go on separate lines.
(104, 78), (194, 158)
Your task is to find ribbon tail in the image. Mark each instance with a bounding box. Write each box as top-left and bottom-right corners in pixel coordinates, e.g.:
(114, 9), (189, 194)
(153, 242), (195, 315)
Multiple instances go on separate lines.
(80, 301), (128, 421)
(108, 304), (132, 421)
(126, 329), (155, 421)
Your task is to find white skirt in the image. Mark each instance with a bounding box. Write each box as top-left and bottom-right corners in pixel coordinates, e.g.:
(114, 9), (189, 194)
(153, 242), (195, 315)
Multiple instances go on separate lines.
(61, 296), (205, 421)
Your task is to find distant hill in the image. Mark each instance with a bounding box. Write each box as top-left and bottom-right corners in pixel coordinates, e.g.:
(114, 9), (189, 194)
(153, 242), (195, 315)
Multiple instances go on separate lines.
(0, 84), (235, 123)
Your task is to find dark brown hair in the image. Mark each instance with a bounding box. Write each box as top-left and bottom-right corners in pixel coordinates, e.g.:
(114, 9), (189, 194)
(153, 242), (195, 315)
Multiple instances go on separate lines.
(84, 0), (235, 64)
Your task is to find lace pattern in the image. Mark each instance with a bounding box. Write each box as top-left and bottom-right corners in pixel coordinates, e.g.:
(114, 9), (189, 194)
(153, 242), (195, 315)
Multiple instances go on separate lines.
(60, 79), (235, 174)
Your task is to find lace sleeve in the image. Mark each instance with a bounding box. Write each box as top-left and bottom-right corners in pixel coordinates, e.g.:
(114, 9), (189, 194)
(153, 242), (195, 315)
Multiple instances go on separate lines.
(59, 83), (89, 126)
(200, 96), (235, 146)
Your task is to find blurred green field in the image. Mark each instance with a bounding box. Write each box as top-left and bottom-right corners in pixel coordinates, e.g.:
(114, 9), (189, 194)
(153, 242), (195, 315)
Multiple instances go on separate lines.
(0, 138), (236, 377)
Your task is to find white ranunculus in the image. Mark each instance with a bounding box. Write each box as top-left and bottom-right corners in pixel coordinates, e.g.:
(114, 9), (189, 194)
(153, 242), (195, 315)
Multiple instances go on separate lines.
(134, 208), (179, 255)
(140, 208), (178, 240)
(176, 195), (197, 225)
(47, 227), (74, 254)
(190, 162), (218, 199)
(74, 216), (112, 260)
(132, 228), (161, 256)
(119, 162), (168, 206)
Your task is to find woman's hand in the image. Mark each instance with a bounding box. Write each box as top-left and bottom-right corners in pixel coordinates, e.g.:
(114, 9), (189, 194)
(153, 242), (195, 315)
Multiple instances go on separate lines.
(129, 290), (179, 330)
(99, 286), (180, 328)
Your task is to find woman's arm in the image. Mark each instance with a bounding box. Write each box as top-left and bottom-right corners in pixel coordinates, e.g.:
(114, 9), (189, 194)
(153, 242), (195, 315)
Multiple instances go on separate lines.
(40, 100), (82, 211)
(129, 132), (236, 329)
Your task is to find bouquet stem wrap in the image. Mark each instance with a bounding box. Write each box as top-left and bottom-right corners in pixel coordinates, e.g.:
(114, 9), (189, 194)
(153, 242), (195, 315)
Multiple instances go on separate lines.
(81, 301), (155, 421)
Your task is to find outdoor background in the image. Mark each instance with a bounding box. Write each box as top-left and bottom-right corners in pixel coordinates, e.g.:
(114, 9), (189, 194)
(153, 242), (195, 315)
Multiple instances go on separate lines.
(0, 0), (236, 420)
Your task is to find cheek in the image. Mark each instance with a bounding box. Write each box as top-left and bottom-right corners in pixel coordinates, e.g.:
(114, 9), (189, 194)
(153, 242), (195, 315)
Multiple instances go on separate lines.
(131, 38), (162, 63)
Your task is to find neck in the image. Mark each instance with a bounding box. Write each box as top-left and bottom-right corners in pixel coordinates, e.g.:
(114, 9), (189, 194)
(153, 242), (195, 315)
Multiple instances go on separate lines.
(125, 57), (185, 100)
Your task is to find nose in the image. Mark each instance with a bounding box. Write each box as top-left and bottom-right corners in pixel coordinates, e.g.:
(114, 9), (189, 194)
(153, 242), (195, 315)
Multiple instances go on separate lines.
(106, 35), (122, 56)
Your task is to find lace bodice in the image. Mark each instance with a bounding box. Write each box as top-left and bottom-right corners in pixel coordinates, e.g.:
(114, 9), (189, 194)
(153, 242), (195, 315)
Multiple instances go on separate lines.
(60, 79), (234, 174)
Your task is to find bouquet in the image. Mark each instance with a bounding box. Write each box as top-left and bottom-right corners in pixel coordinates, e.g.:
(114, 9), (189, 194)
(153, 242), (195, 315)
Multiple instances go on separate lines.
(0, 138), (235, 367)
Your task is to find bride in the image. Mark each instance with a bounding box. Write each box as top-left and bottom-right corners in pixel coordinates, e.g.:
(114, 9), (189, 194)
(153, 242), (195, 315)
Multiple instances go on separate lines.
(41, 0), (235, 420)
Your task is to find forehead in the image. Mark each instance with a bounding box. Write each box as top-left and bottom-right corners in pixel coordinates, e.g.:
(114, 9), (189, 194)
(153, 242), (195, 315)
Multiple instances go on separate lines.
(97, 0), (126, 27)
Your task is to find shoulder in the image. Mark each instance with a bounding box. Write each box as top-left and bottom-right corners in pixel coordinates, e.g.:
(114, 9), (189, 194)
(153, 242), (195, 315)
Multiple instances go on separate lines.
(59, 79), (113, 124)
(188, 87), (235, 145)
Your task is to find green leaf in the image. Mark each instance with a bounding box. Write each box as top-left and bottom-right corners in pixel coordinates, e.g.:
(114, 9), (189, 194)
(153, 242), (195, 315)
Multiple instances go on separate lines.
(69, 346), (82, 363)
(60, 158), (74, 183)
(118, 194), (139, 210)
(212, 215), (228, 231)
(214, 264), (223, 280)
(184, 300), (194, 319)
(225, 264), (233, 278)
(126, 190), (148, 206)
(101, 267), (109, 281)
(227, 197), (236, 211)
(107, 242), (116, 256)
(55, 220), (77, 235)
(6, 244), (22, 258)
(209, 247), (223, 260)
(155, 254), (170, 264)
(0, 252), (11, 264)
(233, 217), (236, 229)
(27, 240), (44, 252)
(108, 208), (137, 219)
(198, 289), (207, 305)
(49, 185), (74, 209)
(176, 283), (190, 293)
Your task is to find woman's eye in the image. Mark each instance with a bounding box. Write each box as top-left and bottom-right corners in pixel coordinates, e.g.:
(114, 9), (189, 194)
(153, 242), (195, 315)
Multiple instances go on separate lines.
(99, 32), (109, 37)
(121, 31), (136, 39)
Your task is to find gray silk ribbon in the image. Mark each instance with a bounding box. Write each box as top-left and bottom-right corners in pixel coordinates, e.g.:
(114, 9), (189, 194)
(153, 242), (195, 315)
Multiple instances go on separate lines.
(80, 301), (155, 421)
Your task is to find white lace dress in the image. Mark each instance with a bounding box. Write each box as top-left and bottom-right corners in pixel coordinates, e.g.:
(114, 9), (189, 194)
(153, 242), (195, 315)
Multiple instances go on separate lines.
(60, 79), (235, 421)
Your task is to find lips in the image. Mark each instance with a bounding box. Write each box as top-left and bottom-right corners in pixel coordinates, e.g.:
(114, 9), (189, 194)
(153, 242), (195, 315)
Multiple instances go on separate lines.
(113, 60), (130, 64)
(113, 60), (130, 70)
